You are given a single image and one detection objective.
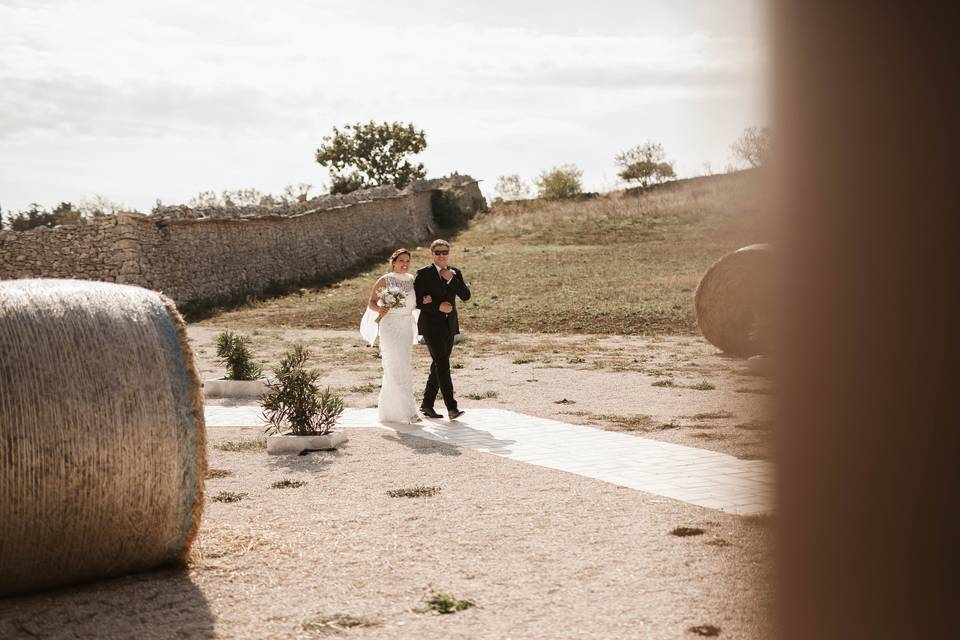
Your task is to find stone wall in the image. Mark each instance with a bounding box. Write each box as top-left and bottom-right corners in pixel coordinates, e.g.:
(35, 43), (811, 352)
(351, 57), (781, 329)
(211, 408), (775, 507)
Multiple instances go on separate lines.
(0, 189), (437, 309)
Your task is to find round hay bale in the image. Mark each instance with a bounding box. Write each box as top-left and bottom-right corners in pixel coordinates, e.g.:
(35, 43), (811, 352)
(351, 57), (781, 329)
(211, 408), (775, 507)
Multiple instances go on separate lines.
(694, 244), (773, 356)
(0, 279), (206, 597)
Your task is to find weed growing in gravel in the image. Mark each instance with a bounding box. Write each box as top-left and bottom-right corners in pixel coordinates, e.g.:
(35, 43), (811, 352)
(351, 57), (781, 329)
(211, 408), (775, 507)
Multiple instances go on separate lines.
(465, 390), (498, 400)
(424, 591), (475, 614)
(271, 479), (307, 489)
(301, 613), (380, 633)
(349, 382), (380, 393)
(670, 526), (705, 537)
(214, 437), (266, 452)
(689, 380), (716, 390)
(511, 357), (534, 364)
(688, 624), (722, 636)
(685, 410), (734, 420)
(387, 485), (441, 498)
(211, 491), (247, 503)
(554, 398), (576, 404)
(594, 414), (656, 432)
(205, 468), (234, 479)
(651, 379), (675, 387)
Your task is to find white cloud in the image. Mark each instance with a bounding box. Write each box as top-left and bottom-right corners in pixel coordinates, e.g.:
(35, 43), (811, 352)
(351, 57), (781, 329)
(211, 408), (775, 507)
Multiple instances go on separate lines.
(0, 0), (767, 211)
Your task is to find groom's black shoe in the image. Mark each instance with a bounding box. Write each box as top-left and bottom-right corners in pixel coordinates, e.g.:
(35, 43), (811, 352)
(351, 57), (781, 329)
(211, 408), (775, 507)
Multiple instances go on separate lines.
(420, 407), (443, 419)
(448, 409), (465, 421)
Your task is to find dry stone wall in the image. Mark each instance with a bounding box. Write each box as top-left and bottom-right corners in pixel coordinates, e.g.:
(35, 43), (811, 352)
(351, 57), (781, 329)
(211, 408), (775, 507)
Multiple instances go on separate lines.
(0, 189), (439, 309)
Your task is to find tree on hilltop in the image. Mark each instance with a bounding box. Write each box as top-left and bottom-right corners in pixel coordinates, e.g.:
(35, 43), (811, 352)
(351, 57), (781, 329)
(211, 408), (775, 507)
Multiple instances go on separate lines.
(535, 165), (583, 200)
(315, 121), (427, 194)
(731, 126), (771, 168)
(615, 142), (676, 188)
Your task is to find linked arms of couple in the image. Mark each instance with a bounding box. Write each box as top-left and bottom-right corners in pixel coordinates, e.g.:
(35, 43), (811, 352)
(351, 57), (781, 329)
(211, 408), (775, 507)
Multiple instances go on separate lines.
(416, 268), (471, 315)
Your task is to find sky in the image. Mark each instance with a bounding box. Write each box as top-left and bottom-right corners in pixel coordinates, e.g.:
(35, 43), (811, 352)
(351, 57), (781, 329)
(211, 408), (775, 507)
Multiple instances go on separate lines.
(0, 0), (768, 213)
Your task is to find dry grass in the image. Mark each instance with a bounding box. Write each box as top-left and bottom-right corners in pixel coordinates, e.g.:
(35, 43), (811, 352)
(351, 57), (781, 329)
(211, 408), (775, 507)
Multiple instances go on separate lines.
(194, 171), (768, 334)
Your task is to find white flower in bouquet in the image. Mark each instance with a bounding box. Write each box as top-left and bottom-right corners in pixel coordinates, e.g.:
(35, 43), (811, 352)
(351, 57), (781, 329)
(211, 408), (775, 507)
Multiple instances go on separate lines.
(376, 285), (406, 323)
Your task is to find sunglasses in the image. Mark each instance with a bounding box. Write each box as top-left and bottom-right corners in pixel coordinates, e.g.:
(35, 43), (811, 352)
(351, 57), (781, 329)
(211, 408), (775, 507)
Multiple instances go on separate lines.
(433, 250), (449, 255)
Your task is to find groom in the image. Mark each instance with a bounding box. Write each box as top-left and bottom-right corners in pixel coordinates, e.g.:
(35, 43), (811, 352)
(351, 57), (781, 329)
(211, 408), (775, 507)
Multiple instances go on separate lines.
(415, 239), (471, 420)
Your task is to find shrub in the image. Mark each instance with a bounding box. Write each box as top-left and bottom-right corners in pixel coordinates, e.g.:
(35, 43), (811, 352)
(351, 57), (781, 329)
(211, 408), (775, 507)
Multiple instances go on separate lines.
(615, 142), (676, 188)
(214, 330), (263, 381)
(4, 204), (56, 231)
(535, 164), (583, 200)
(261, 344), (344, 436)
(431, 189), (471, 228)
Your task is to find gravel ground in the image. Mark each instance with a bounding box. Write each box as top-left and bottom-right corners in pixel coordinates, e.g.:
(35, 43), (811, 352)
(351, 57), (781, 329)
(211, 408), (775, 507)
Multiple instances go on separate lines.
(0, 326), (774, 639)
(0, 428), (773, 639)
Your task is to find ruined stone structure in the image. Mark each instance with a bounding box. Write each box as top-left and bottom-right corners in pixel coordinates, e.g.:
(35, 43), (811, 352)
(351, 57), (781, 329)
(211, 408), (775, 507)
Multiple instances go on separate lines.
(0, 178), (484, 309)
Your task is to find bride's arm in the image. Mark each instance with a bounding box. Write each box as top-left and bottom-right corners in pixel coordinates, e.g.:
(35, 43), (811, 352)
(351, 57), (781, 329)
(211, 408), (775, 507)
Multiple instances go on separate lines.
(368, 277), (389, 316)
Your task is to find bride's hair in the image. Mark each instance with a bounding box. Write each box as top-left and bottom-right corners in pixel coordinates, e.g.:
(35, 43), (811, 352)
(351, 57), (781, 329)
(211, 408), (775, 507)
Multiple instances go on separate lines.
(389, 248), (411, 264)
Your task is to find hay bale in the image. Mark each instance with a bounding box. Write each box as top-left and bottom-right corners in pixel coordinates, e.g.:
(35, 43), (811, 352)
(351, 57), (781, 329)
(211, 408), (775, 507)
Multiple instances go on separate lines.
(0, 279), (206, 597)
(694, 244), (773, 356)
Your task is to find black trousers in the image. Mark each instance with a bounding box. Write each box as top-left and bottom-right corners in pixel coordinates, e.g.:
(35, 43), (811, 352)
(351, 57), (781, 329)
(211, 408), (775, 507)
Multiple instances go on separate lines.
(421, 332), (457, 412)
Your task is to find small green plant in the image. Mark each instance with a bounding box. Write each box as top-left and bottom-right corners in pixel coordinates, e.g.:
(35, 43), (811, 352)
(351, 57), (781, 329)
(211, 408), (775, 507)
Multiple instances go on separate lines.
(511, 357), (534, 365)
(349, 382), (380, 393)
(215, 330), (263, 381)
(689, 380), (716, 391)
(651, 379), (675, 387)
(670, 526), (705, 537)
(214, 436), (266, 452)
(205, 468), (233, 479)
(261, 344), (345, 436)
(424, 591), (475, 614)
(567, 356), (586, 364)
(271, 479), (307, 489)
(211, 491), (247, 503)
(387, 485), (441, 498)
(465, 390), (498, 400)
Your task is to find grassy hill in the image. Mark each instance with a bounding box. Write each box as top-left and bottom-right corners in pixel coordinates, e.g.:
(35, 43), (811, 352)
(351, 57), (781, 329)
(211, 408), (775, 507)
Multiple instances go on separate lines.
(196, 170), (769, 335)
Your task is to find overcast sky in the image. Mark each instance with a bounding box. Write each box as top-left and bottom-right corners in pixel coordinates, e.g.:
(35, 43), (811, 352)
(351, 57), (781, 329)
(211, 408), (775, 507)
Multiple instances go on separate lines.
(0, 0), (768, 212)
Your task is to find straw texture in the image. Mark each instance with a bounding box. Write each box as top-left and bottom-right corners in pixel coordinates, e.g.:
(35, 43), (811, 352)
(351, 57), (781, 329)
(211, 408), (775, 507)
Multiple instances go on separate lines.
(0, 279), (205, 597)
(694, 244), (773, 356)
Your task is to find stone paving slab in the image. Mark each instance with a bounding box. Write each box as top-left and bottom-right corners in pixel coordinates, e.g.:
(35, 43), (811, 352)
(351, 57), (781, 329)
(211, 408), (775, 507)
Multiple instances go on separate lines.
(205, 404), (774, 516)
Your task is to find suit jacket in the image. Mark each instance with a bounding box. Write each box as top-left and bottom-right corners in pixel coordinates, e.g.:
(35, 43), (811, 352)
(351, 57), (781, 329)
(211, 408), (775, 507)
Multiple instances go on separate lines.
(414, 264), (471, 337)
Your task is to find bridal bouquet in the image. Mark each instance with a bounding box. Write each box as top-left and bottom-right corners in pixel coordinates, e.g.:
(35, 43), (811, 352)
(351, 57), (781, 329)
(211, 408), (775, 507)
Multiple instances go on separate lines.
(376, 285), (406, 323)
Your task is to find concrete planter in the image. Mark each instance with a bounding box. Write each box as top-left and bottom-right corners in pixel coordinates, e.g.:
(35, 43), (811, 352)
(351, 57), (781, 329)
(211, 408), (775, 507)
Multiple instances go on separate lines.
(267, 432), (348, 455)
(203, 378), (269, 399)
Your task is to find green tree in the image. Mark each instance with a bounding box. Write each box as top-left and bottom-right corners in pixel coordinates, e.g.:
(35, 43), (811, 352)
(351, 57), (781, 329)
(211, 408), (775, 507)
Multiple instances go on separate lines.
(731, 126), (771, 168)
(615, 142), (676, 188)
(315, 121), (427, 193)
(535, 164), (583, 200)
(52, 202), (81, 226)
(6, 204), (56, 231)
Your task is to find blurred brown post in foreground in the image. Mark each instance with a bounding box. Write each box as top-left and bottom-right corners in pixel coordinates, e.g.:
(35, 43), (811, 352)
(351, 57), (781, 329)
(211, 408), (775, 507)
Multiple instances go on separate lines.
(774, 2), (959, 638)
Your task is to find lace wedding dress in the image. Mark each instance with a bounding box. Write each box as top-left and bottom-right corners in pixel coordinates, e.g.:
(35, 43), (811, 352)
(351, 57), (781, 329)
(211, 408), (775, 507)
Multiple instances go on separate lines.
(359, 272), (419, 423)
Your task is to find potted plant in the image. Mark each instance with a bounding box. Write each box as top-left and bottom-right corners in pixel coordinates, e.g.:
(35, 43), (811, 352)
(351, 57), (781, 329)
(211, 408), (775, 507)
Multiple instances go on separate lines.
(261, 344), (347, 455)
(204, 330), (268, 398)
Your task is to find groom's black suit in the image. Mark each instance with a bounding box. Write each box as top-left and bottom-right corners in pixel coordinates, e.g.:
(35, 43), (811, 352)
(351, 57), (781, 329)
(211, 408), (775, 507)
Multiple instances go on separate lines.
(414, 264), (471, 412)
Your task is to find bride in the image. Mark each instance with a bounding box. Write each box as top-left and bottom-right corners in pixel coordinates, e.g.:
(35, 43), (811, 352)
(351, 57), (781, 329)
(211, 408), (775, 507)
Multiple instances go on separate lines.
(359, 248), (421, 423)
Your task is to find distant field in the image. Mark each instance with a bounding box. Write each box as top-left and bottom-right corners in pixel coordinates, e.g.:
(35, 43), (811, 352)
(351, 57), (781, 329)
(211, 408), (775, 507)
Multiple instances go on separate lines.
(196, 170), (769, 335)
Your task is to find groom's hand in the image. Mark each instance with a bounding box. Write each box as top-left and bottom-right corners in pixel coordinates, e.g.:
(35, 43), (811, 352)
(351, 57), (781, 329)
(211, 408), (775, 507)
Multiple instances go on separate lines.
(422, 295), (432, 304)
(440, 268), (454, 283)
(439, 301), (453, 314)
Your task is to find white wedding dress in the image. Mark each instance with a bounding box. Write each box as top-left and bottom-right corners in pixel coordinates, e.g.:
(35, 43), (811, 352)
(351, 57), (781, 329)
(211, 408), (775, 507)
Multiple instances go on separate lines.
(359, 272), (420, 423)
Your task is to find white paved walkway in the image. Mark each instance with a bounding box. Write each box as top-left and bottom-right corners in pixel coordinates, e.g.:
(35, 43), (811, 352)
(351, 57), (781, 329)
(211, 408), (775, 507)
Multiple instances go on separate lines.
(206, 405), (774, 516)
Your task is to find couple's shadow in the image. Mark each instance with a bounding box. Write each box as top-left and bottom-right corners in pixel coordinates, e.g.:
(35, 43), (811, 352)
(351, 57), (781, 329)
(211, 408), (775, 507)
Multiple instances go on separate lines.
(380, 418), (516, 456)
